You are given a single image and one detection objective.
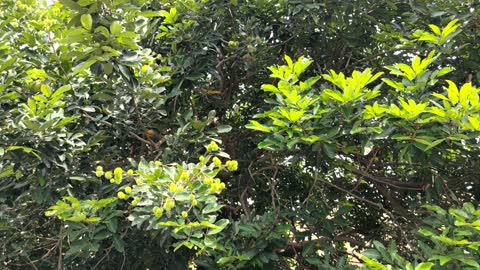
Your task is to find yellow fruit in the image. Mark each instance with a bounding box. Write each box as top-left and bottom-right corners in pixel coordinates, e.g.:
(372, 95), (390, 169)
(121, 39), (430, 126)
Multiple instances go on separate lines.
(228, 40), (238, 48)
(226, 160), (238, 171)
(131, 197), (140, 206)
(181, 211), (188, 218)
(203, 178), (214, 185)
(135, 178), (143, 185)
(180, 171), (189, 181)
(153, 206), (163, 218)
(154, 160), (162, 166)
(169, 183), (178, 192)
(117, 191), (126, 199)
(104, 171), (113, 180)
(164, 198), (175, 211)
(125, 186), (132, 194)
(212, 157), (222, 167)
(127, 169), (134, 176)
(114, 167), (123, 184)
(206, 141), (219, 152)
(115, 175), (122, 185)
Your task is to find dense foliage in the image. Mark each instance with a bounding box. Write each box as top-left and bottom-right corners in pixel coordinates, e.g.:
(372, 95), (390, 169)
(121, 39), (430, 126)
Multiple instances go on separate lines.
(0, 0), (479, 269)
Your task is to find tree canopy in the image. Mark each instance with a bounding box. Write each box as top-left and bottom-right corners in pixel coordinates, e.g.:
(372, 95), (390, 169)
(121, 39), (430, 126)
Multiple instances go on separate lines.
(0, 0), (479, 269)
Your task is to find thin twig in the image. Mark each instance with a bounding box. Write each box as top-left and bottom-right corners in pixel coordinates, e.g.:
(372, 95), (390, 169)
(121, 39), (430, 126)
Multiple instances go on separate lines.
(350, 149), (378, 192)
(57, 224), (63, 270)
(352, 168), (428, 190)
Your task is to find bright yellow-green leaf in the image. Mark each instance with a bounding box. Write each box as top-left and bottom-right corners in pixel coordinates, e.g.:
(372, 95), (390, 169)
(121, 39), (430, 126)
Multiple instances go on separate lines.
(246, 120), (271, 133)
(261, 84), (279, 93)
(459, 82), (473, 108)
(415, 262), (434, 270)
(284, 55), (293, 70)
(446, 80), (459, 105)
(323, 89), (344, 102)
(467, 116), (480, 130)
(293, 56), (313, 76)
(80, 14), (92, 31)
(428, 106), (446, 117)
(382, 78), (405, 91)
(429, 24), (441, 35)
(437, 66), (454, 77)
(396, 63), (415, 80)
(441, 19), (460, 44)
(412, 55), (421, 74)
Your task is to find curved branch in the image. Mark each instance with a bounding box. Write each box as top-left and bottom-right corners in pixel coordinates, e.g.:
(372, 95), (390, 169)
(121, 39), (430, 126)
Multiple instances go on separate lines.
(352, 169), (430, 190)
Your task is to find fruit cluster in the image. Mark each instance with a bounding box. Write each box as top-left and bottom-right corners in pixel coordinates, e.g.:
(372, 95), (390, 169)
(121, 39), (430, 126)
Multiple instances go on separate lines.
(94, 141), (238, 227)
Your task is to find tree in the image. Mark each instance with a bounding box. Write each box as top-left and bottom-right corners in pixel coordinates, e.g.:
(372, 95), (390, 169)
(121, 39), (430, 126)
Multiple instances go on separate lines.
(0, 0), (479, 269)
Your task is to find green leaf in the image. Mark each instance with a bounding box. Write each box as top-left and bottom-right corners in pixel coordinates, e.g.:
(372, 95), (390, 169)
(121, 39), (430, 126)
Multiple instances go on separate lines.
(322, 143), (336, 159)
(158, 221), (180, 227)
(207, 219), (229, 235)
(77, 0), (94, 6)
(261, 84), (279, 93)
(362, 249), (381, 259)
(39, 85), (51, 98)
(65, 239), (88, 257)
(286, 138), (300, 149)
(382, 78), (405, 90)
(107, 218), (118, 233)
(94, 26), (110, 38)
(216, 125), (232, 133)
(202, 203), (223, 214)
(441, 19), (460, 43)
(138, 11), (162, 17)
(302, 241), (316, 256)
(429, 24), (441, 35)
(110, 21), (122, 36)
(430, 255), (452, 266)
(437, 67), (454, 77)
(360, 256), (387, 268)
(323, 89), (345, 102)
(112, 234), (124, 253)
(59, 0), (82, 10)
(80, 14), (93, 31)
(73, 59), (97, 75)
(415, 262), (434, 270)
(293, 56), (313, 76)
(363, 140), (374, 155)
(396, 63), (415, 80)
(457, 257), (479, 268)
(446, 80), (459, 105)
(174, 240), (194, 251)
(246, 120), (271, 133)
(284, 55), (293, 70)
(305, 257), (322, 265)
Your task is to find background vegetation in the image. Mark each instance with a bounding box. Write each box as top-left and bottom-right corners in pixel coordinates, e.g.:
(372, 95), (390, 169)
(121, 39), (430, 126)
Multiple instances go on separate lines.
(0, 0), (479, 269)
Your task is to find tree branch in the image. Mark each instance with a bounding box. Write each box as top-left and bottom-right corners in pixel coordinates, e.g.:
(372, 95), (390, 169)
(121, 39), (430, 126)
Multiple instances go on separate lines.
(352, 169), (430, 190)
